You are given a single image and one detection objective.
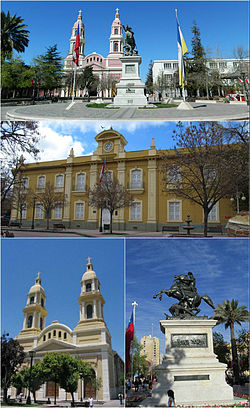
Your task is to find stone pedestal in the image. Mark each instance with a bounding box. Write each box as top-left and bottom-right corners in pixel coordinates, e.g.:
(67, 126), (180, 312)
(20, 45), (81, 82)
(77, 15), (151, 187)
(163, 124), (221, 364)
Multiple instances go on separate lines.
(113, 56), (147, 106)
(142, 319), (234, 406)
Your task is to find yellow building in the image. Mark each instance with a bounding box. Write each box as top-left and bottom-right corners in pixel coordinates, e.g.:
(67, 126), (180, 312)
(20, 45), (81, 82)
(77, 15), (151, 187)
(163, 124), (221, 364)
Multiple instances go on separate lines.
(11, 128), (234, 232)
(13, 258), (123, 401)
(140, 335), (160, 367)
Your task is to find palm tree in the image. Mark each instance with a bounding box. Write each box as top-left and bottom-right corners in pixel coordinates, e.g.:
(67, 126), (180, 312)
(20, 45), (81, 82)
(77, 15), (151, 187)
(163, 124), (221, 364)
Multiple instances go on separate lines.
(213, 299), (249, 384)
(1, 11), (29, 60)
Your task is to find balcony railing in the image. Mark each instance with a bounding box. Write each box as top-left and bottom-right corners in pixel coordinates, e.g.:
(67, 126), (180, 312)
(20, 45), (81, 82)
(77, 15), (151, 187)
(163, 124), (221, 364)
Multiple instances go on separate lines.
(127, 182), (144, 190)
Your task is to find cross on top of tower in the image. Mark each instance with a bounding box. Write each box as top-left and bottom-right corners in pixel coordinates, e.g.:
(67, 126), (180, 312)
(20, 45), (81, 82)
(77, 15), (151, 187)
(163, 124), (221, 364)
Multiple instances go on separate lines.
(78, 10), (82, 20)
(116, 8), (119, 13)
(87, 256), (92, 264)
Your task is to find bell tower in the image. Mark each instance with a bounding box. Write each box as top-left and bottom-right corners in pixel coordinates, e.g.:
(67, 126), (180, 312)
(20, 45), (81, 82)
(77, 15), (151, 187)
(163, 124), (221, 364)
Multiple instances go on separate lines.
(75, 257), (106, 330)
(107, 8), (124, 58)
(64, 10), (86, 69)
(17, 273), (48, 338)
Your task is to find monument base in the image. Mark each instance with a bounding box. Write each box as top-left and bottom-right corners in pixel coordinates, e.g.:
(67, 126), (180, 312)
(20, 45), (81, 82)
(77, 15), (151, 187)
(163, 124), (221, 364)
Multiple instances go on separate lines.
(177, 101), (194, 110)
(141, 319), (234, 406)
(113, 55), (147, 107)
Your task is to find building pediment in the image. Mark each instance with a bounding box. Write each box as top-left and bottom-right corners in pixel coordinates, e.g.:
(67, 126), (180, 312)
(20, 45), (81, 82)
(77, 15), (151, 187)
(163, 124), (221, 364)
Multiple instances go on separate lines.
(34, 339), (77, 353)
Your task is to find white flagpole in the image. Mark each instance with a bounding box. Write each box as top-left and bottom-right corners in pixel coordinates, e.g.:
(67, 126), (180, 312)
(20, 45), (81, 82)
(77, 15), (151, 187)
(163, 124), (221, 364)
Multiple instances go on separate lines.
(72, 64), (77, 103)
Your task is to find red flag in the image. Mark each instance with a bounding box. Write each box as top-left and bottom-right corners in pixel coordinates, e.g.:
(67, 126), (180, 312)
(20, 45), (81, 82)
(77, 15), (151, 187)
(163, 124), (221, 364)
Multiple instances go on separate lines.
(245, 78), (249, 84)
(125, 311), (134, 373)
(99, 158), (106, 183)
(73, 24), (80, 66)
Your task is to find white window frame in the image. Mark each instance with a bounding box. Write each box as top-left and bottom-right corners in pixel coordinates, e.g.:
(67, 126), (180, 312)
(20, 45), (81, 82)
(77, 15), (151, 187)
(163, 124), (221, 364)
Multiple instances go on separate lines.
(76, 172), (86, 191)
(55, 174), (64, 187)
(164, 63), (171, 69)
(37, 175), (46, 188)
(208, 203), (219, 222)
(167, 200), (182, 222)
(130, 201), (142, 221)
(130, 168), (143, 189)
(35, 203), (44, 219)
(53, 203), (63, 219)
(74, 201), (85, 220)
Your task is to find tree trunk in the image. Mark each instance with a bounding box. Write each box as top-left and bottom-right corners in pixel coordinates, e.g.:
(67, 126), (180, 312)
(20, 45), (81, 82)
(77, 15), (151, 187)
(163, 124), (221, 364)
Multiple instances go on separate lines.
(230, 323), (240, 384)
(54, 381), (57, 405)
(19, 209), (23, 228)
(203, 208), (208, 237)
(3, 386), (8, 404)
(109, 210), (113, 234)
(71, 392), (75, 407)
(32, 391), (37, 403)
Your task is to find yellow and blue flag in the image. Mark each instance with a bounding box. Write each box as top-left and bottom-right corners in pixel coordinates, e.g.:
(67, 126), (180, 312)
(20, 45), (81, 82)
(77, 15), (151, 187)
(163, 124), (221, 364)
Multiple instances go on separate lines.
(176, 10), (188, 88)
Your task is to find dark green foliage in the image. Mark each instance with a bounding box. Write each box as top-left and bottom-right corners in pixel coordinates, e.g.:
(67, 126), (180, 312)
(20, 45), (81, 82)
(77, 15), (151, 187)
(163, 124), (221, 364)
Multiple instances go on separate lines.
(80, 66), (99, 95)
(1, 11), (29, 60)
(145, 60), (153, 94)
(213, 332), (230, 364)
(1, 57), (33, 98)
(213, 299), (249, 384)
(1, 334), (25, 403)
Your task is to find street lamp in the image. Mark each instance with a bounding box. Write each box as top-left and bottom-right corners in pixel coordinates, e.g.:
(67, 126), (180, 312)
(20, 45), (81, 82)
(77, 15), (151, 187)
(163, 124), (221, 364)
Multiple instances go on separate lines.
(26, 350), (36, 404)
(230, 190), (246, 213)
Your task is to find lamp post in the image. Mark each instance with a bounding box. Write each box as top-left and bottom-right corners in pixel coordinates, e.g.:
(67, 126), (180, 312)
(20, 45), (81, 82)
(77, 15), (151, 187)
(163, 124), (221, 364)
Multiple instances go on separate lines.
(26, 350), (36, 404)
(31, 197), (36, 230)
(230, 189), (246, 213)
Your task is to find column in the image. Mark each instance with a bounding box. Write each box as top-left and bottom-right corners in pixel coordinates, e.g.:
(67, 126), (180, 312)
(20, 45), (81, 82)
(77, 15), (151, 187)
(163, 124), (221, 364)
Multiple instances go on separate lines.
(147, 159), (157, 223)
(117, 161), (126, 222)
(63, 166), (72, 222)
(93, 299), (97, 318)
(91, 278), (95, 291)
(38, 312), (41, 329)
(23, 314), (27, 330)
(32, 312), (35, 328)
(81, 301), (85, 320)
(99, 301), (102, 318)
(101, 350), (110, 400)
(87, 164), (98, 222)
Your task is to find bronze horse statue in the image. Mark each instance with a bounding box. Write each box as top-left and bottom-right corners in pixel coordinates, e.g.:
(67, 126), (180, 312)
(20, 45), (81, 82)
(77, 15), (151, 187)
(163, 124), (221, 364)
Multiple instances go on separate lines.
(153, 273), (215, 319)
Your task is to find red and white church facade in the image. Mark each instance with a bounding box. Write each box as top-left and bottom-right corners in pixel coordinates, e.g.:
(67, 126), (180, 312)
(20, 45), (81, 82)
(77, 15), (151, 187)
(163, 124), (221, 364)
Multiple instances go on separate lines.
(61, 8), (124, 98)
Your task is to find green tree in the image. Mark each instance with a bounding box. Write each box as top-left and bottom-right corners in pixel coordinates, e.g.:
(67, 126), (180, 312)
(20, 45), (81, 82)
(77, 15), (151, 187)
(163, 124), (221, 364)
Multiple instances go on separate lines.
(80, 66), (98, 96)
(40, 353), (64, 404)
(128, 337), (149, 379)
(1, 57), (33, 98)
(213, 331), (230, 365)
(185, 22), (208, 97)
(145, 60), (153, 94)
(212, 299), (249, 384)
(12, 362), (45, 403)
(236, 329), (249, 375)
(32, 45), (63, 97)
(1, 334), (25, 403)
(1, 11), (29, 60)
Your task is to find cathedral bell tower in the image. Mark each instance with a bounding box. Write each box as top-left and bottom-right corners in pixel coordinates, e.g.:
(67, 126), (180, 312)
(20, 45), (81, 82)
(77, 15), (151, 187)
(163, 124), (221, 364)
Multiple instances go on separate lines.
(64, 10), (86, 69)
(76, 258), (106, 328)
(17, 273), (48, 338)
(107, 8), (124, 58)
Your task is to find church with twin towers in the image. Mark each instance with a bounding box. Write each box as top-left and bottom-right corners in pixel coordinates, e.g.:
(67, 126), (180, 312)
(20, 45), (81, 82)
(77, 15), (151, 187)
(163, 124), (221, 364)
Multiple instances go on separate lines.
(61, 8), (124, 98)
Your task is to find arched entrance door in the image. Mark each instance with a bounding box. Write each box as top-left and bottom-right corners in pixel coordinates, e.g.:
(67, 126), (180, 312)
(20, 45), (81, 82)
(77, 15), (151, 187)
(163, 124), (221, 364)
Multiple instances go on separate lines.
(84, 369), (96, 399)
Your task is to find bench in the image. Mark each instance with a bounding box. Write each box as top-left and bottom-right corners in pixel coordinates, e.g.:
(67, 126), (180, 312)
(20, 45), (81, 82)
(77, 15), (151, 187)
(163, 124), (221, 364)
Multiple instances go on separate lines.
(9, 220), (21, 227)
(207, 225), (223, 234)
(162, 225), (179, 233)
(53, 223), (66, 230)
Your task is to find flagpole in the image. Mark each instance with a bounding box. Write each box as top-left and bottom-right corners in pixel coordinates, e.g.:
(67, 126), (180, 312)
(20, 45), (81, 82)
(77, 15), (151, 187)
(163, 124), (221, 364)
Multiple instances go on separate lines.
(72, 64), (77, 103)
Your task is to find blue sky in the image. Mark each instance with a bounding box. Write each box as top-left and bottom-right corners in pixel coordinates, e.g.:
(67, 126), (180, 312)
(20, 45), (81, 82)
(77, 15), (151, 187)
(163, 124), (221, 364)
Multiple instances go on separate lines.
(2, 1), (249, 81)
(1, 238), (125, 359)
(126, 238), (249, 354)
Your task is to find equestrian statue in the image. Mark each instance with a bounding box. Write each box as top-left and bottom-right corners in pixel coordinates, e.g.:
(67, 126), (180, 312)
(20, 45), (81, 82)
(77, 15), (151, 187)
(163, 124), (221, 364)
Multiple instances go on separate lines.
(123, 25), (138, 56)
(153, 272), (215, 319)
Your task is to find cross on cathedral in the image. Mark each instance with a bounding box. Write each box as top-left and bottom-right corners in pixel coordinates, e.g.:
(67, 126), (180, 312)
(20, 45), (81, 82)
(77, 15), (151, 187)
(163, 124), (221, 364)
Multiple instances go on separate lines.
(116, 8), (119, 14)
(87, 256), (92, 264)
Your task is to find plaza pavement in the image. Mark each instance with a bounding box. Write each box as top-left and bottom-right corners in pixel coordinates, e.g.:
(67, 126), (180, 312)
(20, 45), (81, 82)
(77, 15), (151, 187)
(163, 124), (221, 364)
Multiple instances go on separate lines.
(1, 101), (249, 121)
(1, 226), (234, 238)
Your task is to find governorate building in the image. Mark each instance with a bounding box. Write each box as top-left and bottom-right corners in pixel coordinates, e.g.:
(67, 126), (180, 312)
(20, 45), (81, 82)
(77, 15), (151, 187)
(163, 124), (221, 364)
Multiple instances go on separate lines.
(10, 259), (123, 401)
(10, 128), (234, 232)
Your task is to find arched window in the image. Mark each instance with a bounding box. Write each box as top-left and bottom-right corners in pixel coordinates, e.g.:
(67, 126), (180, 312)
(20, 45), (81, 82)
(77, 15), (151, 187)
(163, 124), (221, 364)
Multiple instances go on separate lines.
(37, 176), (45, 188)
(86, 283), (92, 292)
(27, 315), (33, 328)
(55, 175), (63, 187)
(40, 318), (43, 330)
(114, 28), (118, 34)
(87, 304), (93, 319)
(114, 42), (118, 52)
(41, 298), (44, 307)
(30, 296), (34, 305)
(131, 169), (142, 189)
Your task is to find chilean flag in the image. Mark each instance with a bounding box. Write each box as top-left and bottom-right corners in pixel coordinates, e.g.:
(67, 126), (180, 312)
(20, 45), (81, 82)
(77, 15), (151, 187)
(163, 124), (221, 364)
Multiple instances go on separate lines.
(99, 158), (106, 183)
(125, 311), (134, 373)
(73, 24), (80, 66)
